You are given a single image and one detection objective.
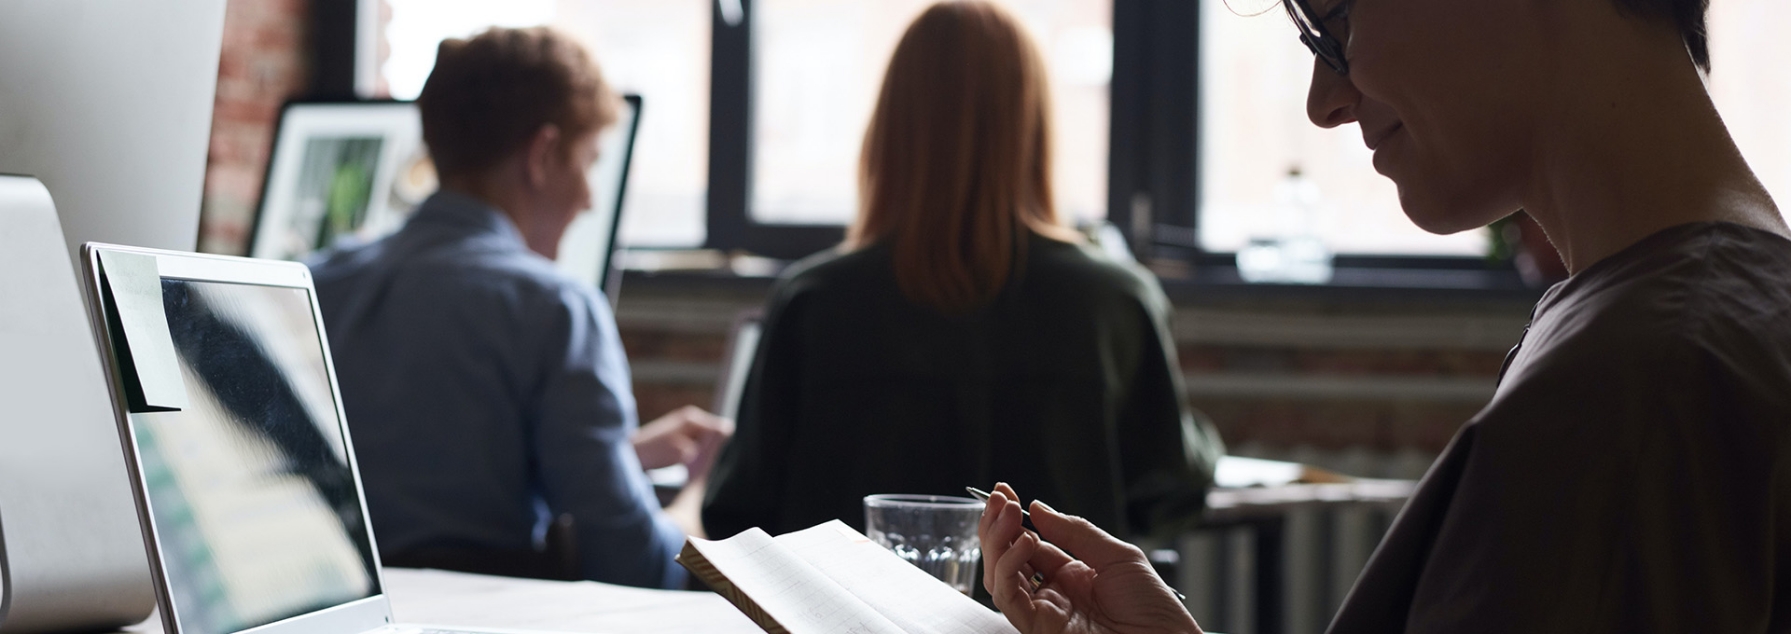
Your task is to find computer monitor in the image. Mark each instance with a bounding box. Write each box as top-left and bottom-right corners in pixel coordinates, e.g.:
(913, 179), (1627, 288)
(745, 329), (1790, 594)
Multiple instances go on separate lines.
(247, 96), (642, 301)
(0, 0), (224, 626)
(558, 94), (643, 300)
(713, 313), (764, 422)
(0, 0), (223, 255)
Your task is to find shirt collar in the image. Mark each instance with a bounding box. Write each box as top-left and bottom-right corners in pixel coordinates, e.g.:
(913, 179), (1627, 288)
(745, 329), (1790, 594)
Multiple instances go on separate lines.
(409, 190), (528, 249)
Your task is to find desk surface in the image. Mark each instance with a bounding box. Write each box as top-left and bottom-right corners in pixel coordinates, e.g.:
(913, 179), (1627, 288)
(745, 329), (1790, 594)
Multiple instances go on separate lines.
(126, 568), (761, 634)
(111, 474), (1412, 634)
(384, 568), (760, 633)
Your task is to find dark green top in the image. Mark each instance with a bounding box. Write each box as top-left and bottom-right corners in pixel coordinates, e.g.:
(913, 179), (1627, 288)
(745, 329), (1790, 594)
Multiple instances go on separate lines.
(702, 234), (1224, 540)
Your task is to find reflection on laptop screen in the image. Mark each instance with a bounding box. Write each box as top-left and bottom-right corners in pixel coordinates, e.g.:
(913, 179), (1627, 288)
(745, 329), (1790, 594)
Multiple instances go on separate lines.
(134, 279), (379, 634)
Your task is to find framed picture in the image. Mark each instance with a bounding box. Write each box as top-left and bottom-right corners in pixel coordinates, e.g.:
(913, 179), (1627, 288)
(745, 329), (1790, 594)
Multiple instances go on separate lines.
(248, 101), (428, 262)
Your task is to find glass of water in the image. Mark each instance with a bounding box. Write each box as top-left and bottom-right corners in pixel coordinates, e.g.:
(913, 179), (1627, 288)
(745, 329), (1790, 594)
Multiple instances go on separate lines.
(863, 494), (984, 595)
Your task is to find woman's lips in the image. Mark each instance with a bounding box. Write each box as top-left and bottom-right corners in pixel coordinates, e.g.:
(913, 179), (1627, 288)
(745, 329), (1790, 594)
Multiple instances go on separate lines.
(1369, 123), (1404, 175)
(1365, 122), (1404, 151)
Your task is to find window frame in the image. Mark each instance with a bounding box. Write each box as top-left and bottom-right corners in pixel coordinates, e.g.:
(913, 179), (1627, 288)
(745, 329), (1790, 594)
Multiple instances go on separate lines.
(1104, 0), (1528, 291)
(705, 0), (846, 260)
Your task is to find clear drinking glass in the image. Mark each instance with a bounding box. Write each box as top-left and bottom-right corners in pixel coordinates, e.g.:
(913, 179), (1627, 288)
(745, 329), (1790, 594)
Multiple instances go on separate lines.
(863, 494), (984, 595)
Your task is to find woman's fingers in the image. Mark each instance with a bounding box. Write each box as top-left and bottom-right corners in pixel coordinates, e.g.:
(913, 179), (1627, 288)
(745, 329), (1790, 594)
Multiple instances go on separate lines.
(980, 491), (1025, 592)
(979, 491), (1002, 590)
(1030, 499), (1147, 569)
(990, 530), (1043, 629)
(979, 489), (1003, 541)
(1022, 528), (1078, 579)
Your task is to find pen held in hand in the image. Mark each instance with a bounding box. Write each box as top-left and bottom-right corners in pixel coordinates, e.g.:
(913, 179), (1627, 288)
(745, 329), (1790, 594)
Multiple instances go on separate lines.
(965, 486), (1189, 604)
(965, 487), (1036, 532)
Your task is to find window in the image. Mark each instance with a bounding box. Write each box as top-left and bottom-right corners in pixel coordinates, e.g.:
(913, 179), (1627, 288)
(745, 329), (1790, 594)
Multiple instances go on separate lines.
(364, 0), (1791, 288)
(381, 0), (711, 247)
(1190, 0), (1791, 261)
(1196, 0), (1485, 256)
(749, 0), (1112, 226)
(1708, 0), (1791, 213)
(708, 0), (1110, 258)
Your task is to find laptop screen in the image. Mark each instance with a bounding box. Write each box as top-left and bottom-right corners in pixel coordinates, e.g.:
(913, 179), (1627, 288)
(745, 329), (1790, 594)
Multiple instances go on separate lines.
(132, 278), (380, 634)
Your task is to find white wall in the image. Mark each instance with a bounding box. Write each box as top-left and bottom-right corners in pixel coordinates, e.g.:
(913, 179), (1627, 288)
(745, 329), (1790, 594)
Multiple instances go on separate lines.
(0, 0), (227, 255)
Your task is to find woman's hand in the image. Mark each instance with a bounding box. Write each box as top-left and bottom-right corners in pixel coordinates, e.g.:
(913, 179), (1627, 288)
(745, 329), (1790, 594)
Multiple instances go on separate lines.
(978, 483), (1202, 634)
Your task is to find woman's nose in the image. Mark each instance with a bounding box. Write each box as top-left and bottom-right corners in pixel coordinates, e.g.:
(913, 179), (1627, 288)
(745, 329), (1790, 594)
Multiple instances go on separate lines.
(1306, 59), (1361, 129)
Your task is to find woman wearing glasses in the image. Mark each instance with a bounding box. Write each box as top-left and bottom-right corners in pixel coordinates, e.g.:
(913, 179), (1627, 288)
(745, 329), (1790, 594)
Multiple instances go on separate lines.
(980, 0), (1791, 631)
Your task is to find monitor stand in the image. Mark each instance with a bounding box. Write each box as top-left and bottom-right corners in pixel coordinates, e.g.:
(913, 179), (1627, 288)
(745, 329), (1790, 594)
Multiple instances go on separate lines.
(0, 176), (154, 633)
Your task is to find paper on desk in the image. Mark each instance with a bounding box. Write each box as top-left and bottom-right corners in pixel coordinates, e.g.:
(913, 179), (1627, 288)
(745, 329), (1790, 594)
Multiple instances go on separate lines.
(97, 250), (186, 412)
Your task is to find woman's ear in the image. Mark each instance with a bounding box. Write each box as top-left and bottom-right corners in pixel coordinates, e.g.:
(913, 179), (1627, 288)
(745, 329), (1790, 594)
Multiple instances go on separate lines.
(524, 124), (563, 189)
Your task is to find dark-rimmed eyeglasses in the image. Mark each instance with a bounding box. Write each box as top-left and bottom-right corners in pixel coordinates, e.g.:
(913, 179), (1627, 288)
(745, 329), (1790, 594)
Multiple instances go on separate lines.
(1286, 0), (1350, 75)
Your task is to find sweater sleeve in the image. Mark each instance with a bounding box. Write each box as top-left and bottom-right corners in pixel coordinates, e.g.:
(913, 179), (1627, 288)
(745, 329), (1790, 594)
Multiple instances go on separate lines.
(1115, 276), (1223, 538)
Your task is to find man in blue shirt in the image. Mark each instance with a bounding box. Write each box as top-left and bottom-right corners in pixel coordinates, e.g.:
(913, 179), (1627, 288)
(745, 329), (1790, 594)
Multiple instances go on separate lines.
(310, 27), (729, 589)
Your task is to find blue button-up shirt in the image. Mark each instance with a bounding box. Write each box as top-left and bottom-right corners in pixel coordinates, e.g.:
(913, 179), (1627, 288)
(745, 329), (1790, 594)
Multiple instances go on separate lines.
(309, 191), (684, 589)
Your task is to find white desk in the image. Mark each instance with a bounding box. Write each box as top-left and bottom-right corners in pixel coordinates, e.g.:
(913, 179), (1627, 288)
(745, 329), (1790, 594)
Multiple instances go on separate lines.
(383, 568), (760, 633)
(124, 568), (761, 634)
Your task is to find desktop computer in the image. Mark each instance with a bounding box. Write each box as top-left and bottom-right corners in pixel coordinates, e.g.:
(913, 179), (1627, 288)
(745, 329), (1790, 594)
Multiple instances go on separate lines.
(0, 178), (157, 633)
(0, 1), (225, 630)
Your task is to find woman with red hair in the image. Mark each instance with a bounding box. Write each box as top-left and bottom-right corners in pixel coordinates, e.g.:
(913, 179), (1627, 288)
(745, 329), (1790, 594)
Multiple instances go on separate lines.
(703, 0), (1223, 544)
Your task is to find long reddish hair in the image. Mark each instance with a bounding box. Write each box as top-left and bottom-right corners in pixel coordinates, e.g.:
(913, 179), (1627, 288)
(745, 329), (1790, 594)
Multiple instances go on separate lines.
(848, 0), (1078, 313)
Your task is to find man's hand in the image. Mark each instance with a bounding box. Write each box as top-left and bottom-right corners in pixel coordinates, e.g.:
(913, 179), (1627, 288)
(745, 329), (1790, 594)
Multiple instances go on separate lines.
(632, 405), (733, 478)
(636, 406), (732, 540)
(979, 483), (1203, 634)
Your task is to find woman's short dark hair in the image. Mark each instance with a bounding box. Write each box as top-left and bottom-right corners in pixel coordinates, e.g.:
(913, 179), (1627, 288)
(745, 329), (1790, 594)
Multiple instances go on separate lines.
(1613, 0), (1710, 71)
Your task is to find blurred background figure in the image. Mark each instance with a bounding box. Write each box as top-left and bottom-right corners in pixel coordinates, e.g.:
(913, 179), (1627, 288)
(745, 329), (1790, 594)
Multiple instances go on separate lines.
(702, 0), (1223, 542)
(310, 27), (729, 590)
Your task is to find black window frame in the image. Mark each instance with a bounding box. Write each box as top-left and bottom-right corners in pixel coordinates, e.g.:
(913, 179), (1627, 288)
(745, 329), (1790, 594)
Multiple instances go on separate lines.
(703, 0), (1533, 293)
(706, 0), (845, 260)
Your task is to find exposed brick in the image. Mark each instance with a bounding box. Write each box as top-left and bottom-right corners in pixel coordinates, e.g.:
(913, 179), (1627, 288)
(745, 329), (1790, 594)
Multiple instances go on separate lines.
(198, 0), (311, 256)
(619, 330), (731, 364)
(635, 385), (720, 424)
(1197, 397), (1478, 454)
(1180, 344), (1507, 378)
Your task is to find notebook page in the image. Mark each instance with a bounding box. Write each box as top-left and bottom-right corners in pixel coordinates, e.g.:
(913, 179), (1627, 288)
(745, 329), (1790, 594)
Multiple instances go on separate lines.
(774, 521), (1020, 634)
(687, 527), (906, 633)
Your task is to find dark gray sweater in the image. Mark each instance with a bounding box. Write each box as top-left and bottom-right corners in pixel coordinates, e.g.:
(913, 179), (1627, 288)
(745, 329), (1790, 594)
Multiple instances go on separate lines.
(703, 233), (1224, 541)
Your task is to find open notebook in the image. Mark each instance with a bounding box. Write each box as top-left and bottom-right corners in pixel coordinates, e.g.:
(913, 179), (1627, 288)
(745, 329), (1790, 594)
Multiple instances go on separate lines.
(678, 521), (1019, 634)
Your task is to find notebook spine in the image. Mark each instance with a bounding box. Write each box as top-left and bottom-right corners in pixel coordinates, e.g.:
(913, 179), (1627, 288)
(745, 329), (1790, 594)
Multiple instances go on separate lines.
(677, 541), (789, 634)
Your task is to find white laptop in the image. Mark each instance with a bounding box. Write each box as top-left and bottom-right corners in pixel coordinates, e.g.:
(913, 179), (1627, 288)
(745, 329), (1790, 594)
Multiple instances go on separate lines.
(77, 243), (552, 634)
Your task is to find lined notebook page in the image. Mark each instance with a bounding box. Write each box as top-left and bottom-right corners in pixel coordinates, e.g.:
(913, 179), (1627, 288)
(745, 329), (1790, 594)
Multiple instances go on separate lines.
(774, 521), (1019, 634)
(687, 527), (906, 633)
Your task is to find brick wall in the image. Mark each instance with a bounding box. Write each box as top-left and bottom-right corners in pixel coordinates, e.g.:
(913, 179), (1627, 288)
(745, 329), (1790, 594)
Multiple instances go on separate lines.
(197, 0), (312, 255)
(615, 283), (1530, 479)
